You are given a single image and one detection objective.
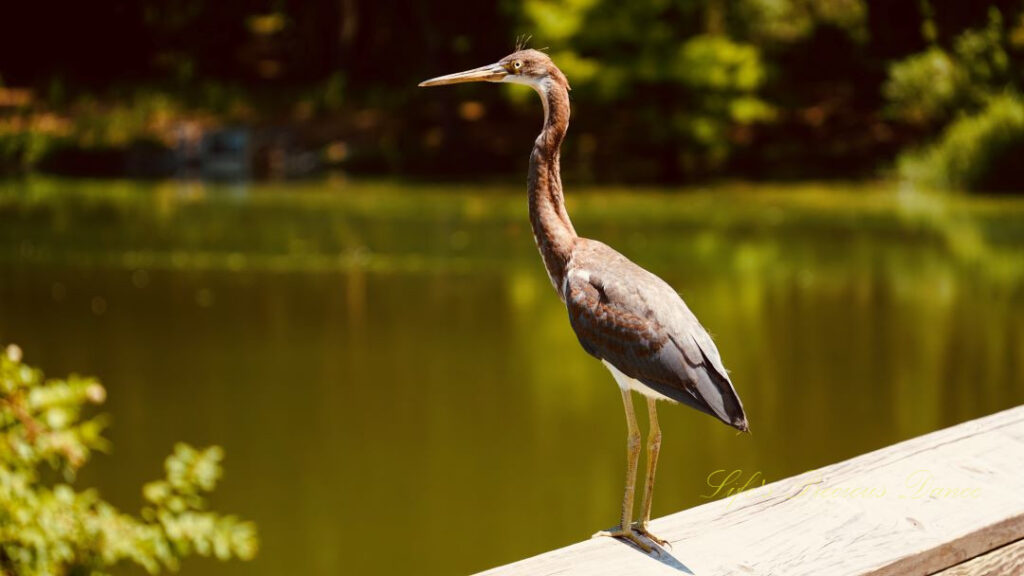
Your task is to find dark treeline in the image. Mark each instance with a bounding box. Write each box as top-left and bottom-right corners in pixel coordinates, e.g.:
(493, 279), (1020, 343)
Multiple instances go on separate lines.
(2, 1), (1024, 187)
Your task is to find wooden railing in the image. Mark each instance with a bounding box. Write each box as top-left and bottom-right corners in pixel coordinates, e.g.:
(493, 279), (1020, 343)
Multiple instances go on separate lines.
(478, 405), (1024, 575)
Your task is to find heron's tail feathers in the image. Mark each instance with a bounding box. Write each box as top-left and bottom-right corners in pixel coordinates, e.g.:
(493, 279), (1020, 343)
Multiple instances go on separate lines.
(697, 364), (748, 432)
(640, 365), (748, 432)
(647, 335), (749, 432)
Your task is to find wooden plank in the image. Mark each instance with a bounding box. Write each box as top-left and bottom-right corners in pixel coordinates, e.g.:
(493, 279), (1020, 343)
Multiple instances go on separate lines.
(934, 538), (1024, 575)
(478, 405), (1024, 576)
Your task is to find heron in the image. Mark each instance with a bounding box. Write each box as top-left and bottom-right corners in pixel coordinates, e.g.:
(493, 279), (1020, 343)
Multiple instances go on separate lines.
(419, 48), (748, 552)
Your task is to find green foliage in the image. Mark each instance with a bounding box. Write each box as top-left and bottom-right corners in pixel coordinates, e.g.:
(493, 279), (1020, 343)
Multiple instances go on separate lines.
(953, 8), (1010, 101)
(675, 35), (765, 92)
(4, 0), (1024, 183)
(520, 1), (775, 175)
(0, 129), (65, 172)
(883, 47), (965, 126)
(898, 92), (1024, 191)
(888, 7), (1024, 190)
(738, 0), (867, 44)
(523, 0), (599, 43)
(0, 84), (259, 174)
(0, 344), (257, 576)
(884, 7), (1013, 126)
(70, 92), (183, 150)
(674, 35), (774, 163)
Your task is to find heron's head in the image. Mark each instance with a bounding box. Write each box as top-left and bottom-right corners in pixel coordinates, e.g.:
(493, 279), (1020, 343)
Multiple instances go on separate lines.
(418, 49), (569, 94)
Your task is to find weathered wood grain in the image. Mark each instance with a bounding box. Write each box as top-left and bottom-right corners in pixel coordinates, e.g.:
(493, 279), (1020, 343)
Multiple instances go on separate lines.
(934, 538), (1024, 576)
(478, 405), (1024, 576)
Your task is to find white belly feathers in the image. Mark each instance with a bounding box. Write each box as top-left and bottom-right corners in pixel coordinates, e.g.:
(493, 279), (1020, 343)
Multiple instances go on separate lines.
(602, 360), (677, 403)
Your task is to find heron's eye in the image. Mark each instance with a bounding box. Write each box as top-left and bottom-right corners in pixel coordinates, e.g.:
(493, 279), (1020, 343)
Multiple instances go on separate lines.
(513, 60), (523, 71)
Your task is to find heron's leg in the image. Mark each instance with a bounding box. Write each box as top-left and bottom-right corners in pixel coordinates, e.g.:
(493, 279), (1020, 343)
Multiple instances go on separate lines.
(593, 387), (653, 553)
(634, 398), (668, 546)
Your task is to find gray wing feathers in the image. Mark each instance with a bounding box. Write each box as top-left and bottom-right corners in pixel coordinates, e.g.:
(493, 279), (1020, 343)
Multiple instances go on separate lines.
(673, 334), (745, 428)
(565, 240), (748, 431)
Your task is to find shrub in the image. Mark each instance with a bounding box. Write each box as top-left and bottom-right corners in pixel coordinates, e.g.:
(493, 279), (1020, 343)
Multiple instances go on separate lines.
(898, 92), (1024, 191)
(673, 35), (774, 168)
(883, 47), (965, 126)
(0, 344), (258, 575)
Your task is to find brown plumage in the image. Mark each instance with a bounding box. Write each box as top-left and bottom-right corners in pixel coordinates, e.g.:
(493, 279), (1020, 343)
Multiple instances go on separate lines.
(420, 48), (748, 553)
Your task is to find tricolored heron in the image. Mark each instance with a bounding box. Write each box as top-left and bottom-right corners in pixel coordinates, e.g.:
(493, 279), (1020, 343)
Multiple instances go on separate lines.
(420, 49), (748, 552)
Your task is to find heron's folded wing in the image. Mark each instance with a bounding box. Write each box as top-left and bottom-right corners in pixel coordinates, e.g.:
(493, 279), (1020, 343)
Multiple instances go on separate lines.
(564, 267), (747, 429)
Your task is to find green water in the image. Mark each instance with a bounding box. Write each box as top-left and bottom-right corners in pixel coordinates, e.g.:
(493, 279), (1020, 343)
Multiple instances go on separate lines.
(1, 178), (1023, 575)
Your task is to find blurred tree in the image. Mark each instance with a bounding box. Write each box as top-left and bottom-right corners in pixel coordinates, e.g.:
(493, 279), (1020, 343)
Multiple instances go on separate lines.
(2, 0), (1024, 185)
(885, 4), (1024, 190)
(898, 92), (1024, 191)
(883, 47), (965, 126)
(516, 0), (773, 180)
(0, 344), (257, 576)
(514, 0), (884, 179)
(884, 6), (1013, 128)
(736, 0), (867, 45)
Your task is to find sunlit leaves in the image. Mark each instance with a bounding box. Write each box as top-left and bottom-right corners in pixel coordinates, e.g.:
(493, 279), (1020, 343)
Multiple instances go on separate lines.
(883, 48), (965, 126)
(523, 0), (600, 43)
(548, 49), (600, 86)
(675, 35), (765, 91)
(673, 35), (773, 162)
(954, 8), (1010, 99)
(898, 92), (1024, 191)
(885, 7), (1015, 128)
(518, 1), (775, 173)
(729, 96), (775, 124)
(887, 7), (1024, 190)
(738, 0), (867, 44)
(0, 344), (258, 575)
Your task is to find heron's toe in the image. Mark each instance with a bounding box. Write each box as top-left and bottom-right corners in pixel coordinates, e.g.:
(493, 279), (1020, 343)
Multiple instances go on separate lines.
(592, 526), (657, 554)
(632, 522), (670, 548)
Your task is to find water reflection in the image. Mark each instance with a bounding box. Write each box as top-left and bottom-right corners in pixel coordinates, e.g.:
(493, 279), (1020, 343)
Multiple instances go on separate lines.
(0, 180), (1021, 575)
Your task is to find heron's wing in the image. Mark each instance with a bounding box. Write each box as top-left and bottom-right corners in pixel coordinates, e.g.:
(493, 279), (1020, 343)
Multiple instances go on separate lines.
(564, 242), (748, 430)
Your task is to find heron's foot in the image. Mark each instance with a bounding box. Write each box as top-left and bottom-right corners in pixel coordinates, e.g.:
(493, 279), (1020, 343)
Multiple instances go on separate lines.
(632, 522), (670, 548)
(592, 525), (657, 554)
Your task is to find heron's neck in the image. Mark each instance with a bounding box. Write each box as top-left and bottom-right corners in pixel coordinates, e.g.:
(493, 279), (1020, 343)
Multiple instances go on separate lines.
(528, 77), (577, 298)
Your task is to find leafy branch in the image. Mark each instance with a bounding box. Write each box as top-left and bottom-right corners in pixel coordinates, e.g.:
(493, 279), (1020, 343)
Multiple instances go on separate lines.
(0, 344), (258, 576)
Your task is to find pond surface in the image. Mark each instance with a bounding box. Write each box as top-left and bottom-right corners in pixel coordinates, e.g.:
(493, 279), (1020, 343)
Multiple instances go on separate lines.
(1, 178), (1023, 575)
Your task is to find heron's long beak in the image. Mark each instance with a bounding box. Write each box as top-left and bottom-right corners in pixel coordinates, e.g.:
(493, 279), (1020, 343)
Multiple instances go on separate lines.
(419, 63), (507, 87)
